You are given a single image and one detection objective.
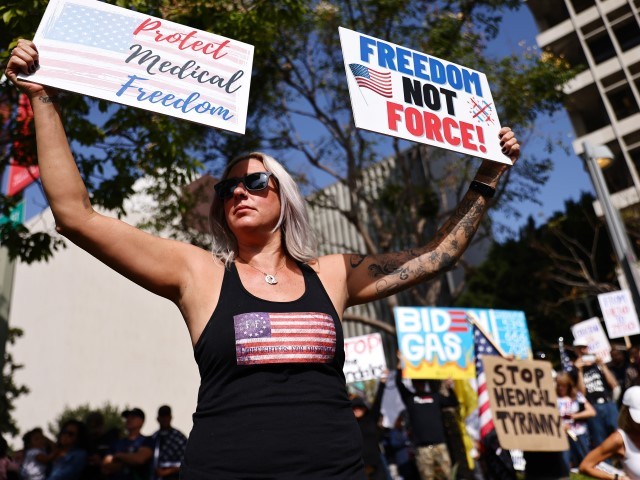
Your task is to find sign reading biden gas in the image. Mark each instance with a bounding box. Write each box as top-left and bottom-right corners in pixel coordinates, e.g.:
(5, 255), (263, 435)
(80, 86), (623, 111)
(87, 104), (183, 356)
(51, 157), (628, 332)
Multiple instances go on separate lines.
(339, 27), (508, 164)
(394, 307), (532, 379)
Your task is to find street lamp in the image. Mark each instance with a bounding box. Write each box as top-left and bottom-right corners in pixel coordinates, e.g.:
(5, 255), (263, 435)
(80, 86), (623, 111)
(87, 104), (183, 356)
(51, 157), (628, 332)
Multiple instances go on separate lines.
(583, 141), (640, 316)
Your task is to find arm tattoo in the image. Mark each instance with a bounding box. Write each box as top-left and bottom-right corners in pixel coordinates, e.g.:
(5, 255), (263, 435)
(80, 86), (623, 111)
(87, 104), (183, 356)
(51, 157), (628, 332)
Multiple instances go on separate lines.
(350, 254), (366, 268)
(39, 95), (61, 104)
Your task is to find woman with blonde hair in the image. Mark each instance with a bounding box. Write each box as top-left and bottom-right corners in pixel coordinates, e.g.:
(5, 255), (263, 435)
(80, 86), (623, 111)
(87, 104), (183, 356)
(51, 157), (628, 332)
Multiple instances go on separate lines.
(580, 386), (640, 480)
(556, 372), (596, 468)
(6, 41), (520, 479)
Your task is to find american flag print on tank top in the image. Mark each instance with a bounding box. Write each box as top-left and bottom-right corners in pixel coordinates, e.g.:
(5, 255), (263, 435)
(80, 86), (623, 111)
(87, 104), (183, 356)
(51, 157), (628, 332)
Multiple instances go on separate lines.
(234, 311), (336, 365)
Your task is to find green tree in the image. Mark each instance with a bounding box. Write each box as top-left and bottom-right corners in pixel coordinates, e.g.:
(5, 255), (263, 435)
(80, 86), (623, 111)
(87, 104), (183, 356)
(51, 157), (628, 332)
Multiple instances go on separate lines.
(48, 402), (125, 438)
(1, 327), (29, 436)
(456, 193), (618, 351)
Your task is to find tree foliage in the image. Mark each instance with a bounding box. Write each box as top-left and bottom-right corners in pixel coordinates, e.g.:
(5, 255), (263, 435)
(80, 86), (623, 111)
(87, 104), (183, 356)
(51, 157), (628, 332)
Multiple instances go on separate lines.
(456, 193), (618, 351)
(47, 402), (125, 438)
(1, 327), (29, 436)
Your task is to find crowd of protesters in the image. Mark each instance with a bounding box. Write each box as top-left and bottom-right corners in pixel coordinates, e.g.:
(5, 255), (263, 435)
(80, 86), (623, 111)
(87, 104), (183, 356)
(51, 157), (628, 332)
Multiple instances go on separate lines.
(344, 340), (640, 480)
(0, 405), (186, 480)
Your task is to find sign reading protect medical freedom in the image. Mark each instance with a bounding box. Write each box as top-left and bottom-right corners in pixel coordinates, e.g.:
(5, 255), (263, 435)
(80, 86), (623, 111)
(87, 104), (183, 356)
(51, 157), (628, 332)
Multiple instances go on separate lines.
(394, 307), (531, 379)
(20, 0), (254, 133)
(339, 27), (508, 164)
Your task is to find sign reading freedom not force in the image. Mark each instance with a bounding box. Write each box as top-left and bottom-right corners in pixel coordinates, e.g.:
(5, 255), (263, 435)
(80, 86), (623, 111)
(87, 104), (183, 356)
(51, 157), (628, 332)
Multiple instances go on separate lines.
(483, 356), (568, 451)
(339, 27), (508, 164)
(20, 0), (254, 133)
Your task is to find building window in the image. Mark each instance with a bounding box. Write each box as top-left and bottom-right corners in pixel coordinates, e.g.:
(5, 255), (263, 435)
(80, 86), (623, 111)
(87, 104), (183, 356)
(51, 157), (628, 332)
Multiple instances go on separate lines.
(612, 18), (640, 52)
(586, 32), (616, 64)
(570, 0), (595, 14)
(607, 85), (640, 120)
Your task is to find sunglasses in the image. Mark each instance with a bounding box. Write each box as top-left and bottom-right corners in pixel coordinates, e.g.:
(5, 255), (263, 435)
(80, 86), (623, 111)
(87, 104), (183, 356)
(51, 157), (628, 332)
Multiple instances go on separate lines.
(214, 172), (274, 199)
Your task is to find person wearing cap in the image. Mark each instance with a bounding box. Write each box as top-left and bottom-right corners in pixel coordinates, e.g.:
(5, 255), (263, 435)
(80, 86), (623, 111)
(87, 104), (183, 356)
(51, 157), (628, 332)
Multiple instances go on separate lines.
(579, 386), (640, 479)
(102, 408), (153, 480)
(150, 406), (187, 480)
(573, 338), (619, 449)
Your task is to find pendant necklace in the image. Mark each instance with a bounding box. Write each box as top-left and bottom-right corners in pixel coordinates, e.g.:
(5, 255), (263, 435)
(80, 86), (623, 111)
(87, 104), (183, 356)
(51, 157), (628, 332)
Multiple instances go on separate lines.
(238, 256), (287, 285)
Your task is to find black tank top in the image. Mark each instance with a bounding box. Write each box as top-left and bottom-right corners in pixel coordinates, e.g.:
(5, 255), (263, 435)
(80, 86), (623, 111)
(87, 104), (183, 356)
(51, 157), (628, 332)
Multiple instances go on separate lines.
(181, 262), (365, 480)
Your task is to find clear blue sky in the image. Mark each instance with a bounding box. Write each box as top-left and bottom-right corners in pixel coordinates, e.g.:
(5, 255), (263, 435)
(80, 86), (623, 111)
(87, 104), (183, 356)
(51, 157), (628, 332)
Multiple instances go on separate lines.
(7, 4), (596, 232)
(489, 6), (594, 230)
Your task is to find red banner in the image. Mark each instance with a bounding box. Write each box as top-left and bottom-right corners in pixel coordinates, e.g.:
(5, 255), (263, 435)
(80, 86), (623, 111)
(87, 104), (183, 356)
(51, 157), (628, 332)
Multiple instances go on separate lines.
(6, 93), (39, 196)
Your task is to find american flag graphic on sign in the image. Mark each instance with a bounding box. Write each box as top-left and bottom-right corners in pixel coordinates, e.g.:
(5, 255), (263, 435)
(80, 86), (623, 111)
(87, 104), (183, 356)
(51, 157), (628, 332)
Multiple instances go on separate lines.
(448, 310), (469, 333)
(234, 312), (336, 365)
(24, 0), (254, 133)
(474, 324), (499, 440)
(348, 63), (392, 98)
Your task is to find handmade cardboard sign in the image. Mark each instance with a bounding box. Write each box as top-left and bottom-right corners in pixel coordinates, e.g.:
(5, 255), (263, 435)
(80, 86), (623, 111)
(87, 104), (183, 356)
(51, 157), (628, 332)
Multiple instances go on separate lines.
(343, 333), (387, 383)
(339, 27), (508, 164)
(482, 356), (568, 451)
(20, 0), (254, 133)
(598, 290), (640, 339)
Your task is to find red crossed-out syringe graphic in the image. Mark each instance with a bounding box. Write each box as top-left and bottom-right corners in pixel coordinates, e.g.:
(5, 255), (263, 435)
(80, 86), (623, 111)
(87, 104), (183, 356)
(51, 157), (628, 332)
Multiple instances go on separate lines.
(468, 97), (495, 125)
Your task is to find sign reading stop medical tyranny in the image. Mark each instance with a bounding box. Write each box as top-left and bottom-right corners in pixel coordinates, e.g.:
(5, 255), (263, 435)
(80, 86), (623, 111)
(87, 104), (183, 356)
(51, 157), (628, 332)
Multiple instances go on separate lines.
(339, 27), (508, 164)
(21, 0), (254, 133)
(482, 356), (568, 451)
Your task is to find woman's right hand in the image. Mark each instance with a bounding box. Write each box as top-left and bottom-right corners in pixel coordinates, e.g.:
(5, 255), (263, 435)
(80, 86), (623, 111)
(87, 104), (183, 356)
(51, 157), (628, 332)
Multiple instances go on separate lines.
(5, 39), (57, 99)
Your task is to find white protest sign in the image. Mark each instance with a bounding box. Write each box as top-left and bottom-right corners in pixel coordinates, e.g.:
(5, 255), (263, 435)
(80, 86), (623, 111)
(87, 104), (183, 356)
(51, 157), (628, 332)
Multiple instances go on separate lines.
(339, 27), (508, 164)
(571, 317), (612, 363)
(344, 333), (387, 383)
(20, 0), (254, 133)
(598, 290), (640, 339)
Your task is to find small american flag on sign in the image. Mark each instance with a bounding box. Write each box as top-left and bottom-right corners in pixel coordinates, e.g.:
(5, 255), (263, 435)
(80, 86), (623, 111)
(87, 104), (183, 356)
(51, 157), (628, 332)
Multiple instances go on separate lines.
(448, 310), (469, 333)
(348, 63), (392, 98)
(234, 311), (336, 365)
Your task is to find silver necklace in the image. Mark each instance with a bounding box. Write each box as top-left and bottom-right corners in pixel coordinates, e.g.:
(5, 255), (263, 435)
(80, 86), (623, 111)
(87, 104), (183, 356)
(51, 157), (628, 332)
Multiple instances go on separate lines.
(238, 256), (287, 285)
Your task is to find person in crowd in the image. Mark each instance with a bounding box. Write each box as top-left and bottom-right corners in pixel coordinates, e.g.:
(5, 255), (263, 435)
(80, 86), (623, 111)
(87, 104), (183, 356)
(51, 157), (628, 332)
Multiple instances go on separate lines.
(19, 428), (50, 480)
(351, 375), (388, 480)
(150, 406), (187, 480)
(610, 347), (628, 403)
(626, 347), (640, 389)
(395, 365), (459, 480)
(84, 411), (121, 480)
(0, 435), (20, 480)
(383, 411), (419, 480)
(44, 419), (89, 480)
(579, 385), (640, 479)
(102, 409), (153, 480)
(5, 41), (520, 479)
(556, 372), (596, 469)
(573, 338), (619, 448)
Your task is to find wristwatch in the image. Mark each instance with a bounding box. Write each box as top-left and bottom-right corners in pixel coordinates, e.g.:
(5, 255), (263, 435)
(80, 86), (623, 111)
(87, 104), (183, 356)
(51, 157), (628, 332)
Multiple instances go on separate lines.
(469, 180), (496, 199)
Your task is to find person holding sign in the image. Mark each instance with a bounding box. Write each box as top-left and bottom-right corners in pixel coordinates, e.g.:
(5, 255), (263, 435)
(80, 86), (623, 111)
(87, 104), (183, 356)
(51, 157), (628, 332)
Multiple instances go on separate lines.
(5, 41), (520, 479)
(579, 386), (640, 480)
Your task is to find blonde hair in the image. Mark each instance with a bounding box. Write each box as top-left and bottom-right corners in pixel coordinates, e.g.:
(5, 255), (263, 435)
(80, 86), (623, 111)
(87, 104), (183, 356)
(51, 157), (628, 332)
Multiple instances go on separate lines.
(209, 152), (318, 266)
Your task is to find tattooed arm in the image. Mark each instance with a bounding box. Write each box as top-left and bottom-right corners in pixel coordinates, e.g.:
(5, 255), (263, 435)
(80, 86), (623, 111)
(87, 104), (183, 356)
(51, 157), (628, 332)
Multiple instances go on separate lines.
(340, 127), (520, 308)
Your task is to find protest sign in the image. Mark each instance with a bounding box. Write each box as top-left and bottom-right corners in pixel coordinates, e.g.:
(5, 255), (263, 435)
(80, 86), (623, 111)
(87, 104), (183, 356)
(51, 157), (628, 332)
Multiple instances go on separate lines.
(598, 290), (640, 339)
(482, 356), (568, 451)
(20, 0), (254, 133)
(339, 27), (507, 164)
(571, 317), (612, 363)
(343, 333), (387, 383)
(394, 307), (531, 380)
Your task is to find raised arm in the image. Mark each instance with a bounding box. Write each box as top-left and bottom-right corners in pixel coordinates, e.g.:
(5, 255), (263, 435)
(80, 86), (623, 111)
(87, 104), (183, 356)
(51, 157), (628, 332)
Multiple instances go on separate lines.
(336, 127), (519, 307)
(5, 41), (211, 306)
